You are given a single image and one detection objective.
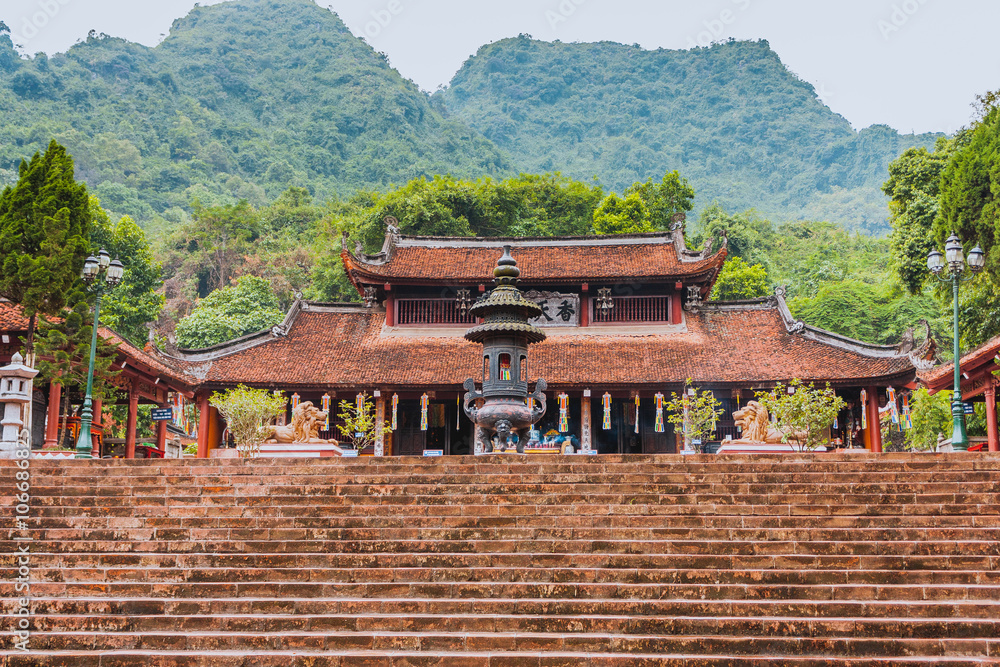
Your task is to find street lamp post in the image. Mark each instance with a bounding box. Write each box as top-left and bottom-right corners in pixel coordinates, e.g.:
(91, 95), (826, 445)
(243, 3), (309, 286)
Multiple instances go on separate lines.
(927, 234), (985, 451)
(74, 249), (124, 459)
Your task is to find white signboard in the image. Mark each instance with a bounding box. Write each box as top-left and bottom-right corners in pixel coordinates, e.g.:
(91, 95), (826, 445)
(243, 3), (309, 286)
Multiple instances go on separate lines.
(524, 291), (580, 327)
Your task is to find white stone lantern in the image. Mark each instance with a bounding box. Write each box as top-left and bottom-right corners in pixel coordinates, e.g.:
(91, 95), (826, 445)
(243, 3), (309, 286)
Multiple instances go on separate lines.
(0, 352), (39, 458)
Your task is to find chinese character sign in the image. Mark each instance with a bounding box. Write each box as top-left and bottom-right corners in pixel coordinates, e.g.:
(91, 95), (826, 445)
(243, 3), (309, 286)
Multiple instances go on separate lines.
(525, 291), (580, 327)
(602, 393), (612, 430)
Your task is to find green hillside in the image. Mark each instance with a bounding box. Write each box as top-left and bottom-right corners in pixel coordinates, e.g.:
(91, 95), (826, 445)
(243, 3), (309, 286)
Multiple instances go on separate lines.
(0, 0), (508, 223)
(437, 37), (941, 233)
(0, 2), (945, 233)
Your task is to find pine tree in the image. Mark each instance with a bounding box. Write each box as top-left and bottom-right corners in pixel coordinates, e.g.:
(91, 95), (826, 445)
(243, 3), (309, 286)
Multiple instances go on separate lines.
(0, 140), (92, 351)
(34, 286), (121, 447)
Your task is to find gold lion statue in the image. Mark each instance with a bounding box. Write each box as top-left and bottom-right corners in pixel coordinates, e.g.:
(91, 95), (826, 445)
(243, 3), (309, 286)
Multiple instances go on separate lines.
(731, 400), (807, 445)
(265, 401), (332, 443)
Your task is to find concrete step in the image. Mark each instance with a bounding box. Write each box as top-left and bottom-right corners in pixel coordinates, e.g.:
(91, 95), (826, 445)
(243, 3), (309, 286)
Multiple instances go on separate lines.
(14, 629), (999, 656)
(4, 649), (994, 666)
(12, 596), (1000, 621)
(3, 454), (999, 663)
(7, 565), (1000, 587)
(20, 612), (1000, 639)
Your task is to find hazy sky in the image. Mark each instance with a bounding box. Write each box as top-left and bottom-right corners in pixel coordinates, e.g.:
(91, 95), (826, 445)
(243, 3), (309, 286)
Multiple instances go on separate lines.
(3, 0), (997, 135)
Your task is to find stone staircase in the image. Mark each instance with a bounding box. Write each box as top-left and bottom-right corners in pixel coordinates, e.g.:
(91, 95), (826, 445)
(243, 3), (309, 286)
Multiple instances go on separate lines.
(2, 453), (999, 666)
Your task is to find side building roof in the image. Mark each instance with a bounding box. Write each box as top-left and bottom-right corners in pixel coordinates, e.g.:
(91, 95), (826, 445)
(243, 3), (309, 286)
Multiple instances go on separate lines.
(922, 333), (1000, 396)
(0, 301), (197, 392)
(158, 294), (932, 392)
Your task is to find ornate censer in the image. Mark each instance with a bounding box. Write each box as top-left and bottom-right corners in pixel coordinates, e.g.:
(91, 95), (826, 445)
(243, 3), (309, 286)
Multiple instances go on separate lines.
(462, 246), (547, 453)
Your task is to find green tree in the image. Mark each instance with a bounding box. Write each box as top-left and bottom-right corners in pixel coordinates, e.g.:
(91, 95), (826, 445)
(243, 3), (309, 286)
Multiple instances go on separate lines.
(791, 280), (879, 341)
(624, 169), (695, 230)
(175, 275), (284, 349)
(210, 385), (287, 459)
(352, 173), (603, 250)
(754, 379), (845, 451)
(935, 107), (1000, 279)
(662, 380), (723, 453)
(710, 256), (769, 301)
(0, 140), (92, 350)
(163, 200), (260, 299)
(89, 197), (164, 344)
(904, 387), (951, 452)
(699, 205), (776, 270)
(336, 393), (378, 451)
(34, 288), (122, 447)
(883, 138), (959, 294)
(592, 192), (651, 235)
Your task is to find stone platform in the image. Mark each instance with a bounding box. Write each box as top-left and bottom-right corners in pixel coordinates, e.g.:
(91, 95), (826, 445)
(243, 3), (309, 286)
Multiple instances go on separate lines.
(1, 453), (999, 665)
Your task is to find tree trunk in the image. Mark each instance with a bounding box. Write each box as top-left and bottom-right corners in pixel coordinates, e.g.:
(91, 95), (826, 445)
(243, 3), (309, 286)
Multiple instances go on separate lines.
(25, 313), (36, 355)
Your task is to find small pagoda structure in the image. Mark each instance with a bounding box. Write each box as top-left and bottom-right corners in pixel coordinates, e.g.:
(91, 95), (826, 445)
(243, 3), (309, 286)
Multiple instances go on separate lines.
(461, 246), (548, 453)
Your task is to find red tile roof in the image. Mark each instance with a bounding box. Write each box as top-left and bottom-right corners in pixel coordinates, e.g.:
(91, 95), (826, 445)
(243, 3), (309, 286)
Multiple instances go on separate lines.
(98, 327), (197, 388)
(0, 302), (30, 330)
(0, 301), (195, 388)
(345, 234), (727, 285)
(170, 303), (916, 390)
(922, 334), (1000, 390)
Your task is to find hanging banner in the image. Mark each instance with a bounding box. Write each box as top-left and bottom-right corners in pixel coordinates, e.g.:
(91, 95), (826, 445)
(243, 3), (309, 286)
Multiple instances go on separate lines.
(654, 392), (664, 433)
(420, 393), (429, 431)
(902, 393), (913, 430)
(291, 393), (300, 411)
(602, 393), (612, 430)
(860, 389), (868, 430)
(887, 387), (900, 426)
(391, 394), (398, 431)
(558, 393), (569, 432)
(456, 395), (461, 430)
(357, 393), (366, 415)
(634, 395), (640, 434)
(321, 393), (331, 431)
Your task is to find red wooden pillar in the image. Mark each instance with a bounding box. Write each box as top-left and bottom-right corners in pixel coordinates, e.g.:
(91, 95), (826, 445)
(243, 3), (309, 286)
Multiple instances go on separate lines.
(156, 420), (168, 453)
(93, 399), (103, 457)
(197, 393), (211, 459)
(985, 384), (999, 453)
(44, 382), (61, 448)
(124, 391), (138, 459)
(867, 386), (882, 453)
(672, 283), (684, 324)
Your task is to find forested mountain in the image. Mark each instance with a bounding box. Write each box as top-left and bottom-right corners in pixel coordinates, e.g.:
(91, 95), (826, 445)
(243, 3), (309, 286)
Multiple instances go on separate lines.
(437, 37), (942, 233)
(0, 0), (945, 233)
(0, 0), (508, 223)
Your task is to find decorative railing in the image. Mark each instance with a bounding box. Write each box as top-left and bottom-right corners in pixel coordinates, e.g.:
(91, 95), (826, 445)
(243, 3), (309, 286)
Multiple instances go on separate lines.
(593, 295), (671, 323)
(396, 298), (476, 325)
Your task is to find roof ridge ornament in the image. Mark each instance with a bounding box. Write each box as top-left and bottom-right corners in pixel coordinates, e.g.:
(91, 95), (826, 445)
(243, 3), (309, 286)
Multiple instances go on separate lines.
(773, 285), (805, 333)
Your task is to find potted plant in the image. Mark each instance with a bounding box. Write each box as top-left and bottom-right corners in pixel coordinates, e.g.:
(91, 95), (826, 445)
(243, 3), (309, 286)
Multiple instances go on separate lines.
(663, 379), (723, 453)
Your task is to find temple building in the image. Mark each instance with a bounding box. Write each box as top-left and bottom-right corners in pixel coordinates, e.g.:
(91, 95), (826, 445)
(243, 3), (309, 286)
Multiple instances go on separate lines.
(0, 225), (939, 458)
(923, 335), (1000, 452)
(151, 225), (936, 457)
(0, 300), (195, 457)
